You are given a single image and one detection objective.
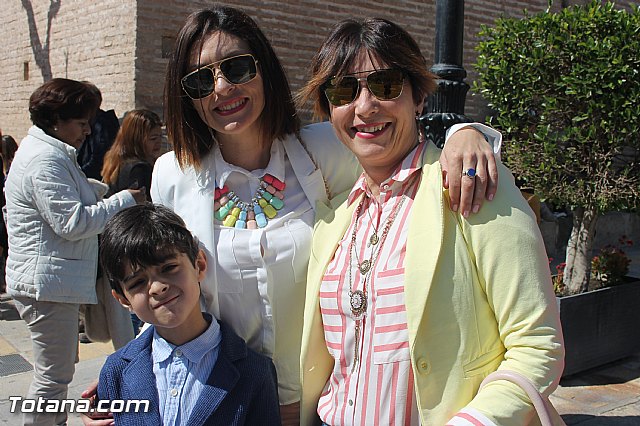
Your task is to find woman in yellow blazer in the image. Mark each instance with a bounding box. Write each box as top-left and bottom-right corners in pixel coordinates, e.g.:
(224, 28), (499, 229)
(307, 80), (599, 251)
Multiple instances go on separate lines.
(297, 18), (564, 425)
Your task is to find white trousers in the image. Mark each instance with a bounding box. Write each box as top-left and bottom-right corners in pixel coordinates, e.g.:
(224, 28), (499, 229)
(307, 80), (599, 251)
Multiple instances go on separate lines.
(13, 297), (79, 426)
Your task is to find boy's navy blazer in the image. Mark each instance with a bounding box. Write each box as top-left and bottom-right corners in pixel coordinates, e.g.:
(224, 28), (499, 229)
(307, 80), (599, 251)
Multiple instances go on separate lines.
(98, 321), (281, 426)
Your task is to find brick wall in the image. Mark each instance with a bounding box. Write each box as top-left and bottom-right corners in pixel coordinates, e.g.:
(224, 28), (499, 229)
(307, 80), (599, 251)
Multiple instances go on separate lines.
(134, 0), (553, 124)
(133, 0), (439, 121)
(2, 0), (637, 140)
(0, 0), (137, 140)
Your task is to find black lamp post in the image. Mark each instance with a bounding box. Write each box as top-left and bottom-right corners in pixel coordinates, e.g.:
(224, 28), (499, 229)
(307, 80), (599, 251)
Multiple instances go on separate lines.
(421, 0), (472, 147)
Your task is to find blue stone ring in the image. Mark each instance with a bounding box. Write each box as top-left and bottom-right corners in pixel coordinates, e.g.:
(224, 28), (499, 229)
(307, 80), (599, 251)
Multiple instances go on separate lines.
(462, 168), (476, 179)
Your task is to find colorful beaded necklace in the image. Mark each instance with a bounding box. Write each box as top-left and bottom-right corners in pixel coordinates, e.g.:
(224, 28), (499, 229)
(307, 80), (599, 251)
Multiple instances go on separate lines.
(213, 174), (286, 229)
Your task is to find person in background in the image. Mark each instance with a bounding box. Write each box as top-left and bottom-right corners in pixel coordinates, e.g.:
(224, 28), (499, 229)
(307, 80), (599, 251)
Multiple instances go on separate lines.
(77, 84), (120, 181)
(101, 108), (164, 334)
(5, 78), (145, 426)
(1, 134), (18, 178)
(297, 18), (564, 425)
(102, 109), (163, 199)
(0, 134), (18, 293)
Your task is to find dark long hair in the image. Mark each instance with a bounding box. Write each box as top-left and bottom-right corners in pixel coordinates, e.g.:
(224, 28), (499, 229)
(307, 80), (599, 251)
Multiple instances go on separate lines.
(0, 135), (18, 175)
(297, 18), (437, 119)
(165, 5), (299, 170)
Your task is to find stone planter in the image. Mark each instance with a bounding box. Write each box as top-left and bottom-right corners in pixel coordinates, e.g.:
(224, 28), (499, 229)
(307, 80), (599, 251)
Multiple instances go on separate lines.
(558, 277), (640, 377)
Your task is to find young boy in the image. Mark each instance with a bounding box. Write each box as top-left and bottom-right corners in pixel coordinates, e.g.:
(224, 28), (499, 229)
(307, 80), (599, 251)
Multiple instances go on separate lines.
(96, 204), (281, 425)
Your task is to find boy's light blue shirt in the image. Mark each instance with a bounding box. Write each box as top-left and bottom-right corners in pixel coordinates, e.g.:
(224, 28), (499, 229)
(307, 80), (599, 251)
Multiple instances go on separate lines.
(152, 314), (222, 426)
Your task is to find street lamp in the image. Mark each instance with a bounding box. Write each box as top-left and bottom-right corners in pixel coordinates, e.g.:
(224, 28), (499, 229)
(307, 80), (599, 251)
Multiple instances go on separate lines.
(421, 0), (471, 147)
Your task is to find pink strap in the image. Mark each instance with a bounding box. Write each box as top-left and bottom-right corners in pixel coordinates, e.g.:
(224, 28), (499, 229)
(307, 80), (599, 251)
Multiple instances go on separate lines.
(479, 370), (556, 426)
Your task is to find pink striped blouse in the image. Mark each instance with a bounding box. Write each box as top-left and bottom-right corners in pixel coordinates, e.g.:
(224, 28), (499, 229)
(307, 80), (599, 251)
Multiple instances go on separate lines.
(318, 140), (422, 426)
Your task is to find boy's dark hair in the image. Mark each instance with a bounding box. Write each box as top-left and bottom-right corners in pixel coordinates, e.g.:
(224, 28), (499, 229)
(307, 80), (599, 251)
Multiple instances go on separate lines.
(100, 204), (199, 296)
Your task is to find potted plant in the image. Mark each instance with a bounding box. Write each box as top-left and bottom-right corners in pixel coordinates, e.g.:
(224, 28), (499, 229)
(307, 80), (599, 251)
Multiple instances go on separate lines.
(555, 238), (640, 375)
(474, 1), (640, 375)
(590, 236), (633, 287)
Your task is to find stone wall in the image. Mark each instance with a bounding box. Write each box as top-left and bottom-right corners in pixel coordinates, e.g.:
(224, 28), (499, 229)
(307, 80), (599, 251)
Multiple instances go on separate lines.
(540, 210), (640, 261)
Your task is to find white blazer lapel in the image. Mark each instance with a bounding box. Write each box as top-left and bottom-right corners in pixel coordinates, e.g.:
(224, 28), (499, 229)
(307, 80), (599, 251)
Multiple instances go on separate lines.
(282, 134), (330, 208)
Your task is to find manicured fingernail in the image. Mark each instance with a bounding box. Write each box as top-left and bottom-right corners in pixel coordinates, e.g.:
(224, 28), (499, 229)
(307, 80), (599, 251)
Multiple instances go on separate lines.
(463, 210), (469, 218)
(452, 204), (458, 212)
(488, 193), (494, 201)
(473, 204), (480, 213)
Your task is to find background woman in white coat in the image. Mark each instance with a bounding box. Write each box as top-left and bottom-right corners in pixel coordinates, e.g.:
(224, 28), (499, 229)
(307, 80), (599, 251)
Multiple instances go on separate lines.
(151, 5), (501, 424)
(5, 78), (145, 426)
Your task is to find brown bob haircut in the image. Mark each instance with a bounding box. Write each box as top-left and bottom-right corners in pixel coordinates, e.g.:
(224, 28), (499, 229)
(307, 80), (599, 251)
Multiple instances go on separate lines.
(297, 18), (437, 119)
(165, 5), (300, 170)
(29, 78), (100, 131)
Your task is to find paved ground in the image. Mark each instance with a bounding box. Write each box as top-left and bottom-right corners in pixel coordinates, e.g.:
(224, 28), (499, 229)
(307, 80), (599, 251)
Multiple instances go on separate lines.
(550, 354), (640, 425)
(0, 247), (638, 425)
(0, 300), (113, 425)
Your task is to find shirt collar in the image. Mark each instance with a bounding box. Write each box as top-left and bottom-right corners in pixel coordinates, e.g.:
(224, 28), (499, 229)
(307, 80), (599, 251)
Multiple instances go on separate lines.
(213, 139), (286, 189)
(347, 137), (427, 206)
(151, 313), (222, 365)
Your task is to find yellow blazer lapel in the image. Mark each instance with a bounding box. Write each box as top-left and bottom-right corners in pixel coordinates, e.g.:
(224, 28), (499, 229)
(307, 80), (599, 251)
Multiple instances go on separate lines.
(301, 192), (357, 426)
(305, 191), (356, 331)
(404, 143), (446, 343)
(309, 191), (355, 280)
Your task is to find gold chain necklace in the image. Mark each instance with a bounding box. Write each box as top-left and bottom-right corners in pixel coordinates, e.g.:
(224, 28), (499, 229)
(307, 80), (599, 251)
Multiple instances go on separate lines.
(348, 194), (406, 371)
(365, 205), (380, 248)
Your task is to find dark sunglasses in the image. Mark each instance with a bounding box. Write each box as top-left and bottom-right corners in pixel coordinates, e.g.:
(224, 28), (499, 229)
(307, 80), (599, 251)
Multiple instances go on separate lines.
(181, 54), (258, 100)
(322, 69), (405, 107)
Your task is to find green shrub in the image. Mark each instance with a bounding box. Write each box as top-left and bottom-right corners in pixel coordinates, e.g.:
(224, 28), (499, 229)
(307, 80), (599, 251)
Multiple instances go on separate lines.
(475, 1), (640, 294)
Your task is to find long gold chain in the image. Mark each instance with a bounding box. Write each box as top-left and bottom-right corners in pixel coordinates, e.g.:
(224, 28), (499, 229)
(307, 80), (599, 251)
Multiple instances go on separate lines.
(348, 194), (406, 372)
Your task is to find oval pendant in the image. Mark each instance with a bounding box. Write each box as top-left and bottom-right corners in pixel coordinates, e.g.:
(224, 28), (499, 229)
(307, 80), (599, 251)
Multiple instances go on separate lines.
(359, 259), (371, 274)
(369, 233), (379, 246)
(349, 290), (367, 317)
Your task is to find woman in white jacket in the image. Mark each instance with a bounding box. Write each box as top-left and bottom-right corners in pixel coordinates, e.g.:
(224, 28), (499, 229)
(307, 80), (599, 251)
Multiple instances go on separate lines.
(5, 79), (145, 426)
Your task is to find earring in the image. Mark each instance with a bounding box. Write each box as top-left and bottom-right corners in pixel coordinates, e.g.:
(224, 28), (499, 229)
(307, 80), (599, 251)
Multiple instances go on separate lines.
(53, 127), (58, 131)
